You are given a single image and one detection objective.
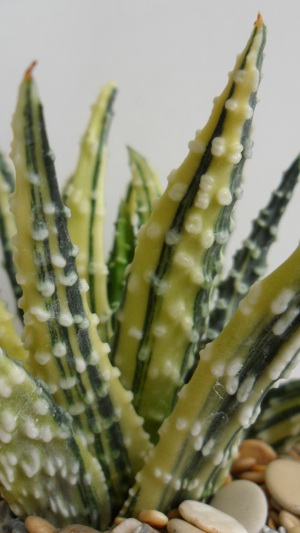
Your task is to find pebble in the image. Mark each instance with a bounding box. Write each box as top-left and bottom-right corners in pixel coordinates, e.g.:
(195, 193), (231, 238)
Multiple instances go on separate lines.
(265, 459), (300, 515)
(167, 518), (206, 533)
(134, 525), (159, 533)
(211, 480), (268, 533)
(167, 509), (181, 520)
(179, 500), (247, 533)
(238, 469), (265, 484)
(231, 456), (257, 475)
(25, 517), (57, 533)
(112, 519), (142, 533)
(58, 526), (101, 533)
(279, 510), (300, 529)
(238, 440), (277, 465)
(138, 510), (168, 528)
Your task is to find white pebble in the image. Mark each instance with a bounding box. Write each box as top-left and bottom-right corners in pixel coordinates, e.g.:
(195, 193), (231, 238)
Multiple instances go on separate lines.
(179, 500), (247, 533)
(265, 459), (300, 515)
(113, 518), (142, 533)
(211, 480), (268, 533)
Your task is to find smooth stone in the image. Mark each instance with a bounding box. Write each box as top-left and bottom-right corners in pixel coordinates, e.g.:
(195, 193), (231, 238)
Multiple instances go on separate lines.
(138, 510), (168, 528)
(59, 526), (101, 533)
(134, 524), (159, 533)
(25, 516), (57, 533)
(211, 479), (268, 533)
(238, 439), (277, 465)
(179, 500), (247, 533)
(134, 525), (160, 533)
(279, 510), (300, 528)
(113, 519), (142, 533)
(265, 459), (300, 515)
(167, 518), (206, 533)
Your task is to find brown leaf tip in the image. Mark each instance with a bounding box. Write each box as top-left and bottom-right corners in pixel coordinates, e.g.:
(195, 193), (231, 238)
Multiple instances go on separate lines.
(24, 61), (38, 81)
(254, 12), (264, 28)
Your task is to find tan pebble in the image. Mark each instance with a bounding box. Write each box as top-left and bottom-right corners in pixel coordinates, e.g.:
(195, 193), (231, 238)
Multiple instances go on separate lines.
(167, 518), (206, 533)
(167, 508), (181, 520)
(179, 500), (247, 533)
(269, 510), (280, 527)
(268, 516), (276, 529)
(239, 439), (277, 464)
(138, 510), (168, 528)
(25, 516), (57, 533)
(58, 526), (101, 533)
(238, 470), (265, 484)
(265, 459), (300, 515)
(211, 480), (268, 533)
(251, 464), (266, 473)
(279, 510), (300, 528)
(113, 518), (142, 533)
(231, 455), (257, 475)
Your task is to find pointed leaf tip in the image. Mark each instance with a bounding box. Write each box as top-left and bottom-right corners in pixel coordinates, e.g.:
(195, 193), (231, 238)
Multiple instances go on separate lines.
(24, 61), (37, 81)
(254, 12), (264, 28)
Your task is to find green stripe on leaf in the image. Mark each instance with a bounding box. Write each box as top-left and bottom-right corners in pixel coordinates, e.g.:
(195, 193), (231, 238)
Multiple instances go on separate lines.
(0, 348), (110, 529)
(111, 16), (267, 442)
(205, 154), (300, 345)
(10, 65), (150, 514)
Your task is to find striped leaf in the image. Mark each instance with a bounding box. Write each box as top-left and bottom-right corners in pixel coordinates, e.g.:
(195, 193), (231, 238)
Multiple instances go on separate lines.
(127, 146), (161, 230)
(107, 148), (161, 321)
(123, 242), (300, 516)
(247, 379), (300, 452)
(205, 154), (300, 344)
(0, 153), (22, 316)
(0, 348), (110, 529)
(111, 15), (267, 441)
(0, 298), (28, 366)
(63, 82), (116, 343)
(10, 64), (150, 514)
(107, 192), (135, 319)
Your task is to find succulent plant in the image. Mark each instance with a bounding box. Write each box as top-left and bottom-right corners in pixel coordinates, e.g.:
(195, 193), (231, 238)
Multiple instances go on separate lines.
(0, 12), (299, 531)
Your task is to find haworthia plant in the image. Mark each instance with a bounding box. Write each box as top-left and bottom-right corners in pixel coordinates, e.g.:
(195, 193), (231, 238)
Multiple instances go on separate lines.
(63, 82), (117, 343)
(107, 147), (161, 318)
(122, 243), (300, 515)
(248, 379), (300, 451)
(0, 299), (28, 366)
(0, 12), (299, 531)
(10, 62), (150, 519)
(0, 153), (22, 316)
(0, 349), (110, 529)
(204, 154), (300, 345)
(126, 146), (162, 231)
(111, 12), (266, 441)
(107, 193), (135, 317)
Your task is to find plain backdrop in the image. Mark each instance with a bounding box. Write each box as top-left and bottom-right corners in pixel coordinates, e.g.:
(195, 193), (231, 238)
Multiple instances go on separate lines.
(0, 0), (299, 378)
